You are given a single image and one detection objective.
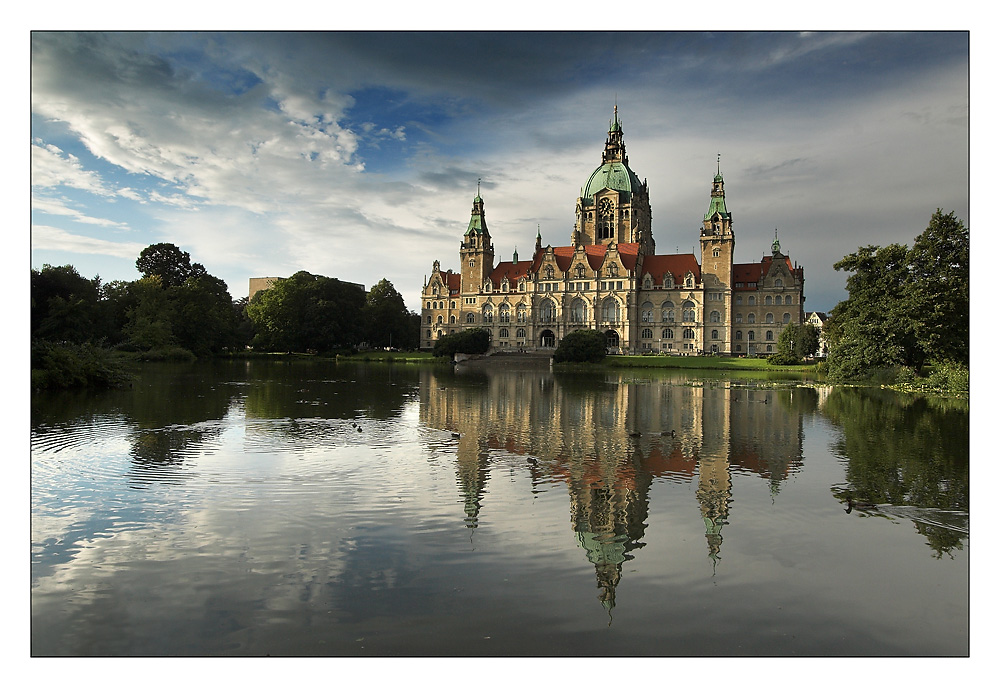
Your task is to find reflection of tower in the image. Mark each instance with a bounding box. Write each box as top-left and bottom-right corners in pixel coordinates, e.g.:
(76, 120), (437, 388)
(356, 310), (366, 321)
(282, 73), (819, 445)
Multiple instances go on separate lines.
(696, 452), (732, 568)
(455, 435), (490, 529)
(567, 454), (652, 618)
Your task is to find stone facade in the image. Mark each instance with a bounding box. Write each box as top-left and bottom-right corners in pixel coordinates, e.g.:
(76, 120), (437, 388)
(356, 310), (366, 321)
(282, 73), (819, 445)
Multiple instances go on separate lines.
(420, 108), (806, 355)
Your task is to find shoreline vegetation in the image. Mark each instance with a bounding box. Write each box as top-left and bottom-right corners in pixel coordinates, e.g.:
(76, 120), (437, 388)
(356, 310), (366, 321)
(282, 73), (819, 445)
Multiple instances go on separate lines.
(31, 343), (966, 399)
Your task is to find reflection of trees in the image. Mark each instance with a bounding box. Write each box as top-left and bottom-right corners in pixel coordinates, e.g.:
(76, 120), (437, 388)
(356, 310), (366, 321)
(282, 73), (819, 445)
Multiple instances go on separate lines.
(822, 387), (969, 557)
(243, 360), (418, 420)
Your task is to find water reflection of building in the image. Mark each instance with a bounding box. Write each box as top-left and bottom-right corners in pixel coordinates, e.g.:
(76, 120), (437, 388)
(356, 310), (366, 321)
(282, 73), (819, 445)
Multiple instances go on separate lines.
(419, 367), (806, 609)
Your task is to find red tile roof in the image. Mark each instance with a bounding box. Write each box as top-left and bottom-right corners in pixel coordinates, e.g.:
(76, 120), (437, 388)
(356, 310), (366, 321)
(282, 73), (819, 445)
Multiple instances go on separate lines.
(639, 253), (702, 286)
(488, 260), (533, 288)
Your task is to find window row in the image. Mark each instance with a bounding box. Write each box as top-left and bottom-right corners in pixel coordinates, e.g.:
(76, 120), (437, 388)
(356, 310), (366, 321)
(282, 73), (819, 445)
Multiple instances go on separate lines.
(735, 294), (794, 306)
(734, 312), (792, 324)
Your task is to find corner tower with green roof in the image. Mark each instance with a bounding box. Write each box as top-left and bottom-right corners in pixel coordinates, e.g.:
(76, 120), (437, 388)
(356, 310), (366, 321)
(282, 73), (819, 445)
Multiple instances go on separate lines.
(699, 158), (735, 348)
(460, 187), (495, 293)
(573, 106), (654, 253)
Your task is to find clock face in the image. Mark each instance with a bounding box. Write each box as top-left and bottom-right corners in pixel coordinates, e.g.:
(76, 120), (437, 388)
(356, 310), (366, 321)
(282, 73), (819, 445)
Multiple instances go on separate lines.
(599, 198), (613, 216)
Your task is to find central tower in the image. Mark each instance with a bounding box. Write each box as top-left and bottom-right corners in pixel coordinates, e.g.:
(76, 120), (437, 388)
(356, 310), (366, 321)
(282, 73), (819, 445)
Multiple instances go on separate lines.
(573, 106), (654, 254)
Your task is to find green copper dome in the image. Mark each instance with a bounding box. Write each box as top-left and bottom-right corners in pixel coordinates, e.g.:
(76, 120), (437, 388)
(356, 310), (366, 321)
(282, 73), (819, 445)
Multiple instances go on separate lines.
(582, 161), (643, 201)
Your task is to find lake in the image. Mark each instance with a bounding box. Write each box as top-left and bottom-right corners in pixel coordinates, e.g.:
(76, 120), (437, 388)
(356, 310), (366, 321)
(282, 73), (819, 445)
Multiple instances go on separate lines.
(30, 359), (969, 656)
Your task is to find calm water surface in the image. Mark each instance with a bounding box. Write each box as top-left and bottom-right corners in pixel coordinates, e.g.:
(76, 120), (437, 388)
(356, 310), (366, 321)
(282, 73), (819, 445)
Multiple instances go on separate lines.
(30, 360), (969, 656)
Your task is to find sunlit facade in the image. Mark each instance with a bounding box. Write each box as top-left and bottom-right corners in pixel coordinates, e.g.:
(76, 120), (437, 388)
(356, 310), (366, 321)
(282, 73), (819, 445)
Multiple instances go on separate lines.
(420, 108), (806, 355)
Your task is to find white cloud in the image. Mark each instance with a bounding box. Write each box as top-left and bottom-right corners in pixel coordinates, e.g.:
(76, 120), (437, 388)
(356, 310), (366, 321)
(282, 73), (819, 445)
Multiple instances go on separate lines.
(31, 194), (129, 228)
(31, 225), (146, 259)
(30, 141), (115, 197)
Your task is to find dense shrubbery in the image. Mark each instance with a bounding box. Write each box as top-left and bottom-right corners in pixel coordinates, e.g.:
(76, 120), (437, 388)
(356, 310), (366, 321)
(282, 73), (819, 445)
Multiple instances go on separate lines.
(432, 328), (491, 357)
(31, 341), (132, 390)
(553, 329), (607, 363)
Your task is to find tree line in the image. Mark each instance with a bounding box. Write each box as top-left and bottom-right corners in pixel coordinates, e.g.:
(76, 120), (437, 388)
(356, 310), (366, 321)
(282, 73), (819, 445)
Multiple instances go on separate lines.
(31, 242), (420, 388)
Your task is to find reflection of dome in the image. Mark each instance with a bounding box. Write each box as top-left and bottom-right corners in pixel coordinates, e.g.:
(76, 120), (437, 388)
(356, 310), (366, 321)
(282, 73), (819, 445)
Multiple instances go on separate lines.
(575, 530), (627, 612)
(583, 161), (643, 200)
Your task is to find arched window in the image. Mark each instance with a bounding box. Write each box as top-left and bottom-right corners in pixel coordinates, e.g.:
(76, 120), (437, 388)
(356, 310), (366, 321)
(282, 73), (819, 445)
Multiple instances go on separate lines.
(482, 304), (494, 322)
(785, 295), (793, 305)
(748, 295), (756, 306)
(682, 300), (696, 322)
(516, 304), (527, 323)
(426, 302), (431, 309)
(643, 275), (653, 289)
(775, 279), (783, 287)
(683, 328), (695, 340)
(783, 312), (790, 324)
(766, 344), (773, 353)
(748, 330), (755, 341)
(499, 304), (511, 323)
(661, 300), (675, 322)
(450, 315), (456, 324)
(663, 273), (674, 288)
(605, 330), (620, 348)
(499, 328), (509, 339)
(766, 330), (774, 341)
(426, 315), (431, 324)
(711, 329), (719, 339)
(765, 295), (772, 305)
(735, 295), (743, 305)
(516, 328), (526, 339)
(539, 299), (556, 323)
(642, 328), (653, 339)
(735, 330), (743, 340)
(426, 329), (431, 338)
(437, 315), (443, 324)
(545, 265), (555, 279)
(765, 313), (774, 324)
(466, 313), (475, 323)
(684, 272), (694, 287)
(662, 328), (674, 339)
(710, 310), (721, 323)
(451, 301), (456, 309)
(735, 313), (743, 323)
(713, 248), (720, 257)
(748, 313), (756, 324)
(641, 301), (654, 322)
(570, 298), (587, 323)
(601, 298), (620, 323)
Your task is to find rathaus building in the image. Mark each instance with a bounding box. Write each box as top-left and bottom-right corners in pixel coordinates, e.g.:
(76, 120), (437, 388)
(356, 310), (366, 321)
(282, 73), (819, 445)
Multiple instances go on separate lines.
(420, 108), (806, 355)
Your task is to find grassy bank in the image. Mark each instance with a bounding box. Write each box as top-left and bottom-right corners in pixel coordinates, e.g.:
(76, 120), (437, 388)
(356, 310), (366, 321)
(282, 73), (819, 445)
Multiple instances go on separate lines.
(341, 351), (443, 363)
(605, 355), (819, 373)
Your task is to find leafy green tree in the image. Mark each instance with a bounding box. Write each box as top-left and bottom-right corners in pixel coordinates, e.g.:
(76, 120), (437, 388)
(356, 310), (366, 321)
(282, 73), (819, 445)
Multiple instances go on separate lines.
(906, 210), (969, 366)
(246, 271), (366, 352)
(826, 243), (920, 379)
(769, 324), (820, 365)
(124, 276), (175, 350)
(364, 278), (418, 349)
(432, 328), (491, 357)
(826, 210), (969, 380)
(170, 274), (240, 356)
(31, 264), (102, 343)
(553, 329), (607, 363)
(136, 242), (207, 288)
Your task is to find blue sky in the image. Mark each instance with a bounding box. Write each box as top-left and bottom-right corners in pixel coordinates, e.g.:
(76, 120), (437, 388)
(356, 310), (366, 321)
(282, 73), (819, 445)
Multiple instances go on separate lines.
(29, 27), (970, 313)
